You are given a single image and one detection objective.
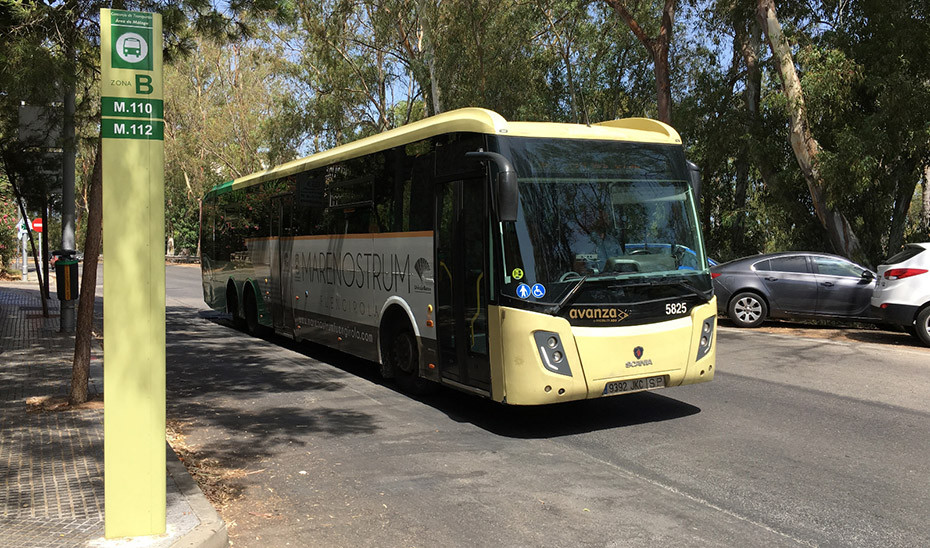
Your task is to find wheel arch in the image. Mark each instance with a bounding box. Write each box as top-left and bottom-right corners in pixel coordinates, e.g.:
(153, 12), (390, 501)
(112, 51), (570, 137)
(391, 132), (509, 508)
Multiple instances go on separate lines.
(377, 297), (420, 365)
(913, 300), (930, 322)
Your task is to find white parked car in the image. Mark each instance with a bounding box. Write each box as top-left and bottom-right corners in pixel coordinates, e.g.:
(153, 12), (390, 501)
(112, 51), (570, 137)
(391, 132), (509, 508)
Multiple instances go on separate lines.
(871, 242), (930, 346)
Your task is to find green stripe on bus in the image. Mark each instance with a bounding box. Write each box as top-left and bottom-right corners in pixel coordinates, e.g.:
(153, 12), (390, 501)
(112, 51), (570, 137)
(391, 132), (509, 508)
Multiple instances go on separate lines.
(211, 180), (236, 196)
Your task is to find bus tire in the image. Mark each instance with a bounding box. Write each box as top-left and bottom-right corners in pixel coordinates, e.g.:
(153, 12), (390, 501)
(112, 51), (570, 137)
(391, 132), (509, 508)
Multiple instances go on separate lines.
(244, 287), (262, 336)
(227, 283), (245, 330)
(389, 330), (418, 376)
(386, 329), (435, 395)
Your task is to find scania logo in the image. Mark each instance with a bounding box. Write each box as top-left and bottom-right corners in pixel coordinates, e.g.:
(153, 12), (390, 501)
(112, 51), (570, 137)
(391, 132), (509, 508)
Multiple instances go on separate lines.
(626, 346), (653, 368)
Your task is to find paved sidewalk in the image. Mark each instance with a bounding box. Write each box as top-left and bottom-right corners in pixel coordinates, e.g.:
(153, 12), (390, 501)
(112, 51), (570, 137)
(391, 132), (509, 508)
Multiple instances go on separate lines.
(0, 280), (227, 547)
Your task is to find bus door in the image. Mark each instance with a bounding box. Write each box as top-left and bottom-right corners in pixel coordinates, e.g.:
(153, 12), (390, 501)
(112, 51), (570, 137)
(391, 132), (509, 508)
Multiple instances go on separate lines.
(435, 177), (491, 391)
(271, 195), (296, 336)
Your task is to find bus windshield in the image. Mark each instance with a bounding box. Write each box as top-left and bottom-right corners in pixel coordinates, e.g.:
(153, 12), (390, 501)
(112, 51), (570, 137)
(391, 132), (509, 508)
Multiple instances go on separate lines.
(496, 137), (710, 306)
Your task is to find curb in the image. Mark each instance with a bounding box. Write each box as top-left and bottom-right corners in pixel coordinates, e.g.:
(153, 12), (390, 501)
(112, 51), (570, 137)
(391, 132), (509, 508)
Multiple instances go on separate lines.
(166, 445), (229, 548)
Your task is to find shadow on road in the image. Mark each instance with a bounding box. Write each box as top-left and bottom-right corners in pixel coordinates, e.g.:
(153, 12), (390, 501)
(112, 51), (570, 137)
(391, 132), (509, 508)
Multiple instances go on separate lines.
(420, 389), (701, 439)
(166, 306), (381, 469)
(189, 308), (701, 441)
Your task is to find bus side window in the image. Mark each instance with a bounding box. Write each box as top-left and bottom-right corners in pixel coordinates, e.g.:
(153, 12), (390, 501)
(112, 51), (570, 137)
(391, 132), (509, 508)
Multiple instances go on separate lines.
(293, 169), (326, 235)
(201, 199), (215, 261)
(408, 153), (434, 231)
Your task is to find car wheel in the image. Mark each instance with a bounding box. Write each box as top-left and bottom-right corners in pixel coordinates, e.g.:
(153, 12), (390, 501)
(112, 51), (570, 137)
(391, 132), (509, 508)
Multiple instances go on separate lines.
(728, 292), (768, 328)
(915, 307), (930, 347)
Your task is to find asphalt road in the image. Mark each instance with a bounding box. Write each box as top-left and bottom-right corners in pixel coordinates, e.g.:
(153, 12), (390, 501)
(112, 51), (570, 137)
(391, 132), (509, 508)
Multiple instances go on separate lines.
(165, 265), (930, 547)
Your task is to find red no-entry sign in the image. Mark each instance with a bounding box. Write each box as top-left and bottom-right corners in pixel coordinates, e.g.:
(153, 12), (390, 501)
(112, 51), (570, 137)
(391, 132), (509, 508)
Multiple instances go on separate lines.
(31, 218), (43, 233)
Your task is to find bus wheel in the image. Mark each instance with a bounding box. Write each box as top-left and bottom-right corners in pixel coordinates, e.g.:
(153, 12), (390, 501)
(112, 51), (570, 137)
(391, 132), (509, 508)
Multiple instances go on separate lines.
(388, 330), (436, 395)
(244, 288), (261, 335)
(227, 285), (244, 329)
(389, 330), (418, 376)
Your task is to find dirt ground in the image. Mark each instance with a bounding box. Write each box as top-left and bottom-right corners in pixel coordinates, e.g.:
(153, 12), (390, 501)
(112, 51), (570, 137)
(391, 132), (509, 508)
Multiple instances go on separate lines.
(718, 317), (930, 351)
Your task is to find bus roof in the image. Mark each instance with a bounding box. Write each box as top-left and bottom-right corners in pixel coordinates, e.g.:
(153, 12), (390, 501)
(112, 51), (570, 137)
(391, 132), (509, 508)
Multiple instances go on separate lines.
(207, 108), (683, 196)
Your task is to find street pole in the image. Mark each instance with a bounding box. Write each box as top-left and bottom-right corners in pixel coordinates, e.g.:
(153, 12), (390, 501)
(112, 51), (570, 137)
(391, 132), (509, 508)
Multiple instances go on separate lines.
(20, 219), (28, 281)
(60, 77), (77, 332)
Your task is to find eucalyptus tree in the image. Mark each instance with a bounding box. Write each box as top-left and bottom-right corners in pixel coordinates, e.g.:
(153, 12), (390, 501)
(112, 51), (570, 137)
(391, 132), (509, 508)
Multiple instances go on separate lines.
(603, 0), (677, 123)
(3, 0), (291, 404)
(163, 22), (298, 253)
(817, 0), (930, 258)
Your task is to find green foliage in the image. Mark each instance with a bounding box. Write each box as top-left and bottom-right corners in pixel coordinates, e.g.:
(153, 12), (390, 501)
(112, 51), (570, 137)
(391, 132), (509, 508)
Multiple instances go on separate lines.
(0, 176), (20, 270)
(7, 0), (927, 267)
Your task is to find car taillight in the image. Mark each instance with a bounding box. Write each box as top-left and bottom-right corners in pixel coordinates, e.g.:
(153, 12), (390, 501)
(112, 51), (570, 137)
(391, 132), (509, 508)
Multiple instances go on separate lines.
(883, 268), (928, 280)
(711, 272), (722, 279)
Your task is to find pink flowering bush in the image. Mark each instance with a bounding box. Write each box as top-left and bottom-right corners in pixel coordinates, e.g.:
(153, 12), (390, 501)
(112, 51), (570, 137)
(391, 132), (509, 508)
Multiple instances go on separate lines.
(0, 179), (20, 271)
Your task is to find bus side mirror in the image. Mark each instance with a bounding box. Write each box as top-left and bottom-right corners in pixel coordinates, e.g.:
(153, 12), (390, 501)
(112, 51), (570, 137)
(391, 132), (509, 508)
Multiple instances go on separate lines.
(465, 151), (519, 222)
(497, 170), (518, 222)
(687, 160), (701, 208)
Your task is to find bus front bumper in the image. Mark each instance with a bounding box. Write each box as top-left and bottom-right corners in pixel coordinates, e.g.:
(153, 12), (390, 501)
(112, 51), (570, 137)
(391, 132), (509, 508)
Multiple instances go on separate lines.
(489, 300), (716, 405)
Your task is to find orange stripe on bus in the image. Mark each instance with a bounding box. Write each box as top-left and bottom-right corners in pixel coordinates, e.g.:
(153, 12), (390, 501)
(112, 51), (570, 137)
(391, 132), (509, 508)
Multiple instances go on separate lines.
(245, 231), (432, 243)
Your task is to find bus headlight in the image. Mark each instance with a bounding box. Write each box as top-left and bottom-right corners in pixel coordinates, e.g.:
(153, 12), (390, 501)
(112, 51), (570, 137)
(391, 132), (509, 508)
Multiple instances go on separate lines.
(696, 317), (715, 361)
(533, 331), (572, 377)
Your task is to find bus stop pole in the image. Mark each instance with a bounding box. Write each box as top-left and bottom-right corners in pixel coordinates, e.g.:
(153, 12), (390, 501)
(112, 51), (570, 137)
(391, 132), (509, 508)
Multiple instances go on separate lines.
(100, 9), (166, 538)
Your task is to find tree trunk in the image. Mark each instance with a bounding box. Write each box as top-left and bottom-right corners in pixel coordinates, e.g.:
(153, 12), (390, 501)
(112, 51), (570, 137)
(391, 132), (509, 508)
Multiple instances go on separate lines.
(922, 166), (930, 237)
(4, 161), (48, 315)
(733, 18), (763, 253)
(41, 191), (49, 300)
(605, 0), (676, 124)
(887, 158), (919, 255)
(69, 141), (102, 406)
(417, 0), (443, 115)
(756, 0), (864, 261)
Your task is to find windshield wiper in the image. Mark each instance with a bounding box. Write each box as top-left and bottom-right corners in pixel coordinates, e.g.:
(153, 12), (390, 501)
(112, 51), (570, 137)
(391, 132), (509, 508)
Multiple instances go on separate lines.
(675, 279), (714, 300)
(612, 275), (713, 301)
(546, 275), (588, 315)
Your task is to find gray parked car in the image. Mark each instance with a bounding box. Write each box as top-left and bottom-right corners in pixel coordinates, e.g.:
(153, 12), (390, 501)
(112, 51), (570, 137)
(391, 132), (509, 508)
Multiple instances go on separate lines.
(711, 252), (877, 328)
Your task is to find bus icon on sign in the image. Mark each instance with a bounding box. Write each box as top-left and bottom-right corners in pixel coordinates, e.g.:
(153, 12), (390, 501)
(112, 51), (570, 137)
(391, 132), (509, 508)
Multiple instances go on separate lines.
(123, 37), (142, 57)
(115, 32), (149, 65)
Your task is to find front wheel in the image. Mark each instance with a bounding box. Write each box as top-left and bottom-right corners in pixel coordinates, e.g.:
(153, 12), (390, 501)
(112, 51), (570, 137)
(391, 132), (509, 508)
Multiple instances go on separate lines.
(915, 307), (930, 347)
(728, 292), (767, 328)
(387, 330), (435, 395)
(390, 330), (418, 375)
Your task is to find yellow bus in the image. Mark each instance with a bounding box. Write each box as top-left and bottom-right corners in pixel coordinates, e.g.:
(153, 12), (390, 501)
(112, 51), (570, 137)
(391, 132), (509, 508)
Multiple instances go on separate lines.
(200, 108), (716, 405)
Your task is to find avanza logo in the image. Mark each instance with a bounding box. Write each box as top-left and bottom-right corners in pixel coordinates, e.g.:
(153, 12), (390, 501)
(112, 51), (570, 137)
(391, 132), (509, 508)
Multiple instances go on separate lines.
(569, 307), (629, 322)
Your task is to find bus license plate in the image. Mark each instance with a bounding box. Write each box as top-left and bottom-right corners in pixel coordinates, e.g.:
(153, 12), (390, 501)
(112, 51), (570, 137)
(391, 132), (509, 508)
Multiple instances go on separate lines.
(602, 376), (665, 396)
